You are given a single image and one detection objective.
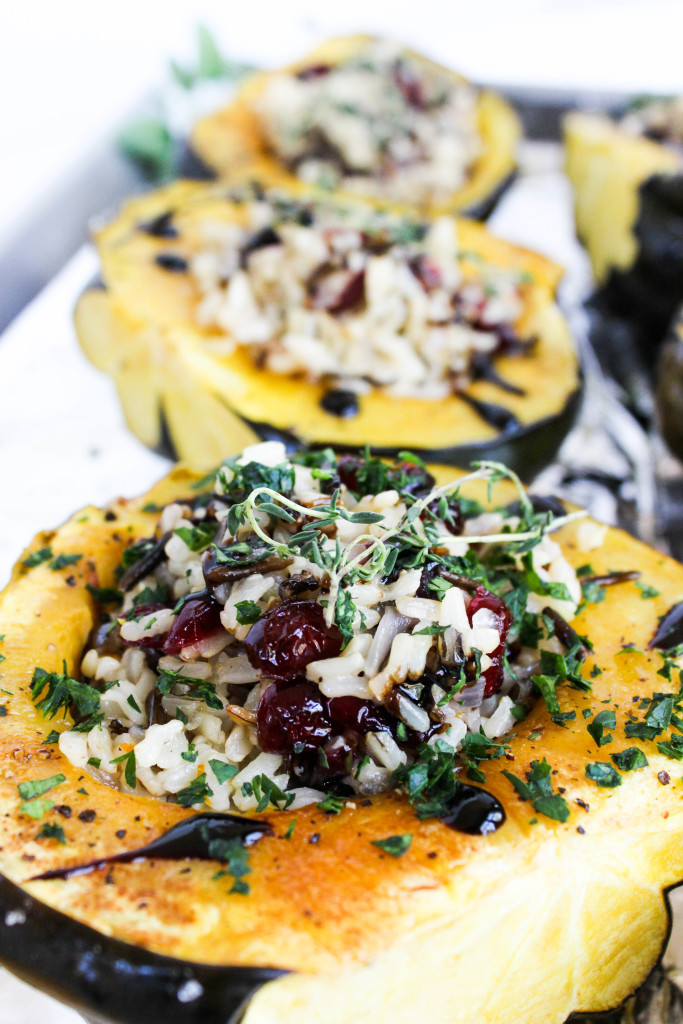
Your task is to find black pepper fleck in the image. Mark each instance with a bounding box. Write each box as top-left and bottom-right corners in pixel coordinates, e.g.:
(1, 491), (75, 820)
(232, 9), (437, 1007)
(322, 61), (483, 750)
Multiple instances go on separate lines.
(658, 771), (671, 785)
(115, 829), (126, 840)
(309, 833), (321, 845)
(577, 825), (586, 835)
(104, 510), (117, 522)
(55, 805), (72, 818)
(576, 798), (590, 812)
(65, 576), (77, 587)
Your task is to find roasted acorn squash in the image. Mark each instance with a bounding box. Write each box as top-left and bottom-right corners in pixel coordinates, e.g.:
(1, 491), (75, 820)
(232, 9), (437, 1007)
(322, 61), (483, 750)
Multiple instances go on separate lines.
(564, 111), (683, 359)
(190, 35), (520, 220)
(2, 463), (683, 1024)
(74, 178), (580, 478)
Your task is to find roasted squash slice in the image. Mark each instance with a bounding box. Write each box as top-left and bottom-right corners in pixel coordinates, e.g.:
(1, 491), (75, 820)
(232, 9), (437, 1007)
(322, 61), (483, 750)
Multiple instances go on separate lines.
(564, 110), (683, 358)
(190, 35), (520, 220)
(74, 178), (580, 477)
(2, 461), (683, 1024)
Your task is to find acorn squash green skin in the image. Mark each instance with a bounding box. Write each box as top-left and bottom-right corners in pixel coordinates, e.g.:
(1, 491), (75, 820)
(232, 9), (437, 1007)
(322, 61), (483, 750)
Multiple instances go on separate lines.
(591, 174), (683, 363)
(0, 874), (283, 1024)
(148, 375), (583, 481)
(564, 112), (683, 365)
(655, 304), (683, 460)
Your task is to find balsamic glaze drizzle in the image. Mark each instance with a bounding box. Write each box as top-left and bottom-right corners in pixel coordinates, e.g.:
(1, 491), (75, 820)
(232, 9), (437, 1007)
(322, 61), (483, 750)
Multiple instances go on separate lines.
(319, 389), (360, 418)
(459, 393), (522, 434)
(650, 600), (683, 651)
(439, 784), (505, 836)
(470, 353), (526, 396)
(30, 813), (271, 882)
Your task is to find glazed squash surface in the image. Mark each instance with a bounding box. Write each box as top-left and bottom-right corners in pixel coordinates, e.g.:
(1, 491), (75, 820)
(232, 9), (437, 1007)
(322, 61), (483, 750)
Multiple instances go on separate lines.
(1, 466), (683, 1023)
(75, 179), (580, 476)
(190, 35), (521, 220)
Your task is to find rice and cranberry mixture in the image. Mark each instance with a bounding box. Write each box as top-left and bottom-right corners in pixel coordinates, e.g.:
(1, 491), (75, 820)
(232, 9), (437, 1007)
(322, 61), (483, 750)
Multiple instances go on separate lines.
(54, 444), (594, 813)
(192, 190), (531, 400)
(620, 96), (683, 150)
(252, 40), (481, 204)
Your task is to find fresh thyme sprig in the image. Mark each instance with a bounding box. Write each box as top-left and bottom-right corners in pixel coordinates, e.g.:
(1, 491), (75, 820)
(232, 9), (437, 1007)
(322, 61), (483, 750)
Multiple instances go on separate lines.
(219, 458), (586, 630)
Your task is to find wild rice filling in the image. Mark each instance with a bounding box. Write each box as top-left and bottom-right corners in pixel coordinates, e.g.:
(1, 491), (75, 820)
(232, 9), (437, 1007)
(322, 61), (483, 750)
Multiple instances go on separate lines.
(620, 96), (683, 150)
(253, 40), (481, 203)
(52, 444), (593, 813)
(192, 193), (531, 400)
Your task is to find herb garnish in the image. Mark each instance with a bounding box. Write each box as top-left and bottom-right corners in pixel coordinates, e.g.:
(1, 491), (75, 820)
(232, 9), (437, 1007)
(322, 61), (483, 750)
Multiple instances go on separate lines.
(372, 834), (412, 857)
(502, 759), (570, 822)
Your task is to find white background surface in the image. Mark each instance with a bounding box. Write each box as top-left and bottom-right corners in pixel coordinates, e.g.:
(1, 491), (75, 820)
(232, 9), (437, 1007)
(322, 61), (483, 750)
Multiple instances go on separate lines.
(0, 2), (682, 1021)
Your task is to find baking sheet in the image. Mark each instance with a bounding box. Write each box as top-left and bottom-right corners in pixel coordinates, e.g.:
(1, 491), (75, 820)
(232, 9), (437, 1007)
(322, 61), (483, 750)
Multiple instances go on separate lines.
(0, 137), (682, 1021)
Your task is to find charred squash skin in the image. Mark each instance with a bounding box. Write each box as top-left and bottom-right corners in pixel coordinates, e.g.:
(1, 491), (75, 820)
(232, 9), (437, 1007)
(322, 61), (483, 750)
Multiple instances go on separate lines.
(189, 35), (521, 221)
(74, 178), (581, 477)
(564, 112), (683, 362)
(2, 465), (683, 1023)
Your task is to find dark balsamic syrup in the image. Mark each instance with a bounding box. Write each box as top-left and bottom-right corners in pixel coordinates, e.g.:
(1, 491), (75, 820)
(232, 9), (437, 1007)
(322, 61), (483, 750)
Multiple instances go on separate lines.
(30, 813), (271, 882)
(459, 393), (522, 434)
(139, 211), (178, 239)
(440, 785), (506, 836)
(471, 353), (526, 396)
(319, 389), (360, 418)
(650, 601), (683, 650)
(154, 253), (189, 273)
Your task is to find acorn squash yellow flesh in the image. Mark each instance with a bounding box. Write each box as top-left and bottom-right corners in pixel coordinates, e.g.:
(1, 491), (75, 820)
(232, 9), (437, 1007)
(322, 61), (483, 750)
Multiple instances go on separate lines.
(564, 111), (683, 359)
(190, 34), (521, 220)
(1, 466), (683, 1023)
(74, 178), (580, 476)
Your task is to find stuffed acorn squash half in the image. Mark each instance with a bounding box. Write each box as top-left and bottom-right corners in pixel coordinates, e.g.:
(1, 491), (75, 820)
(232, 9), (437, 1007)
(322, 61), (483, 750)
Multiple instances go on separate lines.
(190, 35), (520, 220)
(75, 178), (580, 477)
(564, 103), (683, 358)
(2, 443), (683, 1024)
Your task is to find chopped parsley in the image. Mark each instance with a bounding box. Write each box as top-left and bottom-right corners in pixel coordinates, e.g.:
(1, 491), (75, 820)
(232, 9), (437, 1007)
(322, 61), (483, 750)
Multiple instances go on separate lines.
(316, 794), (345, 814)
(85, 584), (123, 607)
(156, 668), (223, 710)
(49, 553), (82, 571)
(20, 798), (54, 819)
(636, 581), (660, 600)
(235, 600), (262, 625)
(210, 837), (252, 894)
(36, 822), (66, 844)
(175, 521), (218, 552)
(611, 748), (648, 771)
(241, 774), (294, 812)
(18, 774), (65, 800)
(587, 710), (616, 747)
(110, 749), (137, 789)
(21, 546), (53, 569)
(372, 834), (412, 858)
(209, 760), (238, 785)
(177, 772), (212, 807)
(30, 663), (101, 729)
(585, 762), (622, 788)
(502, 759), (570, 822)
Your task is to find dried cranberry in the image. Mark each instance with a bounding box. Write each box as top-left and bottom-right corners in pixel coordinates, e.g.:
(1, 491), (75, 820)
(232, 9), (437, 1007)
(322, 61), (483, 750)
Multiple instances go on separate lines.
(328, 696), (393, 735)
(422, 496), (463, 536)
(388, 461), (435, 497)
(416, 560), (442, 598)
(163, 593), (222, 656)
(244, 600), (342, 679)
(393, 64), (427, 110)
(257, 682), (331, 753)
(409, 255), (442, 291)
(296, 63), (331, 80)
(337, 455), (363, 492)
(120, 603), (169, 650)
(311, 268), (365, 314)
(467, 586), (512, 697)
